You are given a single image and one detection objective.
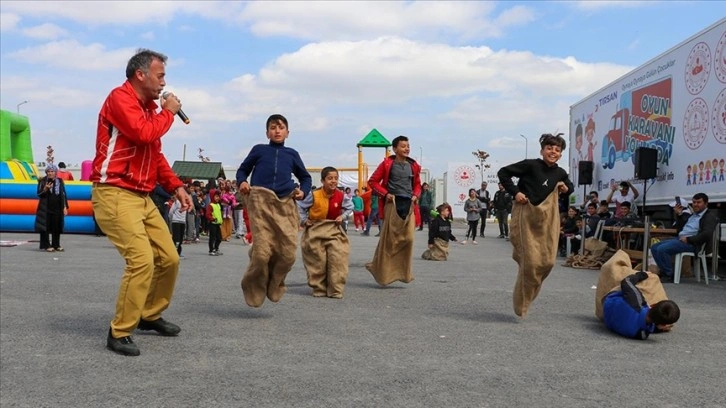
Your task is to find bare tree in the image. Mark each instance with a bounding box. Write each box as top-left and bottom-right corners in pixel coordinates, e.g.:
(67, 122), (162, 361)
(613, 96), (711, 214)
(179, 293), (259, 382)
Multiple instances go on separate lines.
(472, 149), (491, 183)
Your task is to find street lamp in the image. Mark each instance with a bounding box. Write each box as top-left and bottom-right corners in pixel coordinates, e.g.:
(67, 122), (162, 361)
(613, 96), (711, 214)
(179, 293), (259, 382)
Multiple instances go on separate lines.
(17, 100), (29, 114)
(519, 134), (528, 159)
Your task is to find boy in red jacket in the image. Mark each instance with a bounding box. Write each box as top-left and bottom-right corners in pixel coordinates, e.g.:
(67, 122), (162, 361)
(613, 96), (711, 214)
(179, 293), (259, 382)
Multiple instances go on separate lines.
(365, 135), (422, 286)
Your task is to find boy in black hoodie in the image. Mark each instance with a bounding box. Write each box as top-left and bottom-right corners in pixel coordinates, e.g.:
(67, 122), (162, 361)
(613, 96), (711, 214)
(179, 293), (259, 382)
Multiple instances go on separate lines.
(422, 204), (457, 261)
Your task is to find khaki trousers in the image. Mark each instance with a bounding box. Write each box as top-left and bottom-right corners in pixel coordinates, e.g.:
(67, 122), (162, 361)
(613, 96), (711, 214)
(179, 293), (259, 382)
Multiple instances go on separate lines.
(92, 184), (180, 338)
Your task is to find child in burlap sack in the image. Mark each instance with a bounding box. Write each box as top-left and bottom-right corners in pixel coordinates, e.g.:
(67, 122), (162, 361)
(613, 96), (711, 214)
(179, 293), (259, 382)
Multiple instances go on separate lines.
(498, 133), (574, 318)
(235, 114), (313, 307)
(297, 167), (354, 299)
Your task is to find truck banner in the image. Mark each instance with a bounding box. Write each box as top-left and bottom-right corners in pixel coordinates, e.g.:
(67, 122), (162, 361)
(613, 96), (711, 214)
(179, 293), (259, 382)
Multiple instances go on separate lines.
(569, 19), (726, 206)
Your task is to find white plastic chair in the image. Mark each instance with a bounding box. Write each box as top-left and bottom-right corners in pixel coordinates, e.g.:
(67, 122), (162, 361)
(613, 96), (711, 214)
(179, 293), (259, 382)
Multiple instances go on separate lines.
(704, 223), (725, 281)
(593, 219), (606, 241)
(673, 243), (709, 285)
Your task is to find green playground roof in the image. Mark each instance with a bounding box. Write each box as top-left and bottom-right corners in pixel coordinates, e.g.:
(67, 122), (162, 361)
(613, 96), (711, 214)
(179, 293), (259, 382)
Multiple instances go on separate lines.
(357, 128), (391, 148)
(172, 161), (226, 180)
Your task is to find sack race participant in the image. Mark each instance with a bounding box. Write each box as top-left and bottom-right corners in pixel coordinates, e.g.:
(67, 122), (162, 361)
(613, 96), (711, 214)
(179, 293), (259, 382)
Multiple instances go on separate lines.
(498, 133), (574, 317)
(235, 114), (312, 307)
(298, 167), (354, 298)
(365, 135), (422, 286)
(241, 187), (301, 306)
(422, 204), (456, 261)
(595, 250), (668, 321)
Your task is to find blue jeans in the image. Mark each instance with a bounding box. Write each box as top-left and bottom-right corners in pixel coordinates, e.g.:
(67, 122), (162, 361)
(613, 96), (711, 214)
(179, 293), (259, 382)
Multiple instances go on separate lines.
(650, 237), (695, 277)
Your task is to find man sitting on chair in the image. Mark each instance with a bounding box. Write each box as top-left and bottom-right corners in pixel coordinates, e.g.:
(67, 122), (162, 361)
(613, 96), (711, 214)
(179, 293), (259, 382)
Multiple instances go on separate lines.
(651, 193), (719, 283)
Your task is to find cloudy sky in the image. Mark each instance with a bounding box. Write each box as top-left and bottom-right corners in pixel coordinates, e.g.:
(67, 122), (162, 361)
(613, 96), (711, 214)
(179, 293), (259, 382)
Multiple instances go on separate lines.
(1, 1), (724, 179)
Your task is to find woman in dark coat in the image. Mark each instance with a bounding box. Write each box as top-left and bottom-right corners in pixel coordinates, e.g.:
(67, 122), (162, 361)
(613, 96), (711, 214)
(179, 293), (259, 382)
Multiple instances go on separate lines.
(35, 164), (69, 252)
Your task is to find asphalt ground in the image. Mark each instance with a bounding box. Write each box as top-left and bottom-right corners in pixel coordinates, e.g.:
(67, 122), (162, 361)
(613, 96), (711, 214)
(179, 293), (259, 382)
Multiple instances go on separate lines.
(1, 221), (725, 408)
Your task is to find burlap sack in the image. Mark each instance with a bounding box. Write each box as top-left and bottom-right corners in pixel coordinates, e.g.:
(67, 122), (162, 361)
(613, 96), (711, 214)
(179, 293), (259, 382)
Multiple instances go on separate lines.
(366, 197), (415, 286)
(584, 237), (608, 258)
(241, 187), (300, 307)
(422, 237), (449, 261)
(594, 249), (668, 321)
(509, 190), (560, 317)
(301, 220), (350, 298)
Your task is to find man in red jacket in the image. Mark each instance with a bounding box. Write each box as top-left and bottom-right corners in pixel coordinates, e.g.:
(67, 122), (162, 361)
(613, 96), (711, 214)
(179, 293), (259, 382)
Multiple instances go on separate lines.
(91, 48), (192, 356)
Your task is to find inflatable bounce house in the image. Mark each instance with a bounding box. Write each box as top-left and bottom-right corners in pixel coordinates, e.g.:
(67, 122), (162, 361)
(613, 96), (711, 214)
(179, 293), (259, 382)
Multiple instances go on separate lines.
(0, 109), (96, 233)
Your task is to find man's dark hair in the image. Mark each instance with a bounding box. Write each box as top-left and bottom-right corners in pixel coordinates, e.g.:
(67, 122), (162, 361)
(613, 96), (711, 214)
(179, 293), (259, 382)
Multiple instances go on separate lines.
(58, 162), (66, 169)
(126, 48), (167, 79)
(266, 114), (288, 130)
(392, 135), (409, 148)
(589, 191), (598, 198)
(619, 181), (629, 188)
(320, 166), (338, 181)
(587, 202), (597, 209)
(539, 133), (566, 150)
(600, 200), (609, 206)
(649, 300), (680, 325)
(692, 192), (709, 203)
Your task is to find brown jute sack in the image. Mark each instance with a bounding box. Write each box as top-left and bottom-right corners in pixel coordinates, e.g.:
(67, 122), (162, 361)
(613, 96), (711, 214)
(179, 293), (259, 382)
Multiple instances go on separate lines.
(509, 190), (560, 317)
(301, 220), (350, 298)
(241, 187), (300, 307)
(365, 197), (415, 286)
(594, 249), (668, 321)
(421, 237), (450, 261)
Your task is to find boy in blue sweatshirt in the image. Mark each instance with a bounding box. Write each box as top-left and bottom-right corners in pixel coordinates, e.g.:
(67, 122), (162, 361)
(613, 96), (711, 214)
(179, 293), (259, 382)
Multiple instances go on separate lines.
(236, 114), (313, 307)
(603, 271), (680, 340)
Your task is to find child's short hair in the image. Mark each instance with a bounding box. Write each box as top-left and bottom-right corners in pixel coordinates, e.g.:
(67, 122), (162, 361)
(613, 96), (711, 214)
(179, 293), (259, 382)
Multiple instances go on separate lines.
(266, 114), (288, 130)
(649, 300), (680, 325)
(392, 135), (409, 148)
(620, 201), (631, 208)
(599, 200), (609, 206)
(539, 133), (566, 150)
(436, 204), (447, 213)
(587, 202), (597, 209)
(320, 166), (338, 181)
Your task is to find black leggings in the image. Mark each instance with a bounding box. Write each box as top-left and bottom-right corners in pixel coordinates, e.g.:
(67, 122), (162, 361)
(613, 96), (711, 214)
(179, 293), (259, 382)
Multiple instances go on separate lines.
(208, 223), (221, 252)
(466, 220), (479, 240)
(171, 222), (185, 255)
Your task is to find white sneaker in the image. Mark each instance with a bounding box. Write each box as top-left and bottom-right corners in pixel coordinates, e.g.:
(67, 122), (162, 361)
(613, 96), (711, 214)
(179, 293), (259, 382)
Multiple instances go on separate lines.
(472, 240), (478, 245)
(460, 240), (467, 245)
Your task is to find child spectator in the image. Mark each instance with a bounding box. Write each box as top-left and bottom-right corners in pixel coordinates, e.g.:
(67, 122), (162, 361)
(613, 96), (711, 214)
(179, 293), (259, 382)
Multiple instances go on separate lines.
(362, 191), (380, 237)
(236, 114), (312, 307)
(206, 190), (223, 256)
(351, 189), (365, 231)
(422, 204), (457, 261)
(297, 167), (354, 298)
(498, 133), (573, 317)
(169, 196), (187, 256)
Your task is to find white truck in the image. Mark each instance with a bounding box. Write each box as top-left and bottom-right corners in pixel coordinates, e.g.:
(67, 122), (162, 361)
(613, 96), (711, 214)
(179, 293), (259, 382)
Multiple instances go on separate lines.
(569, 18), (726, 212)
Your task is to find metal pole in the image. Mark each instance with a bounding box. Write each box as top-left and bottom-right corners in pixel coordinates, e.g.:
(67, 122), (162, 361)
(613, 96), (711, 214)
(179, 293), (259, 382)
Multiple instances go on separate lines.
(520, 134), (528, 159)
(419, 146), (423, 167)
(16, 100), (28, 114)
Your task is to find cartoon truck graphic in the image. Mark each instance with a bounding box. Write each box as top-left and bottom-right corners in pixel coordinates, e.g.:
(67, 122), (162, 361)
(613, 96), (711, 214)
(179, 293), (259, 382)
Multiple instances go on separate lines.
(600, 77), (673, 170)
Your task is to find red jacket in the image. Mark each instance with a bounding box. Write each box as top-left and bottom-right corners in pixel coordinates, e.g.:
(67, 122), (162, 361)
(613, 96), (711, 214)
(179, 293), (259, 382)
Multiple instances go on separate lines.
(90, 81), (183, 194)
(368, 155), (422, 219)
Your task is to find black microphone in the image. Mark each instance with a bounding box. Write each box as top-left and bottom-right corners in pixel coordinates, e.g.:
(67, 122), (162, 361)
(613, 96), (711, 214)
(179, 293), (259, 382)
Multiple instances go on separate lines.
(161, 92), (190, 124)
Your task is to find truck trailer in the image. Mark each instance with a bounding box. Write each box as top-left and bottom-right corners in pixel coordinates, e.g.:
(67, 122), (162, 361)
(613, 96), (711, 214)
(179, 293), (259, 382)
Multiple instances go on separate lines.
(569, 18), (726, 220)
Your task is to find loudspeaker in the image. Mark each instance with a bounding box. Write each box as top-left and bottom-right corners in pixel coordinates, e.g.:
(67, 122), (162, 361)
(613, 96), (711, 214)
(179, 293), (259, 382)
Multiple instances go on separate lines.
(634, 147), (657, 180)
(578, 161), (593, 185)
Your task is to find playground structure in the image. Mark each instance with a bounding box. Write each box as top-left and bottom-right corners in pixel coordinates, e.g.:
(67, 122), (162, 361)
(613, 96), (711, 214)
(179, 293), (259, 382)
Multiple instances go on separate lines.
(0, 109), (97, 233)
(355, 128), (391, 191)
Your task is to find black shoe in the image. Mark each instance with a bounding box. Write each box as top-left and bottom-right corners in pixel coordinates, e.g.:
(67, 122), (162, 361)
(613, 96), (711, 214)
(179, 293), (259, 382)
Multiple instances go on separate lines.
(659, 276), (674, 283)
(361, 231), (370, 236)
(418, 227), (423, 231)
(137, 317), (181, 336)
(498, 235), (505, 238)
(107, 328), (140, 356)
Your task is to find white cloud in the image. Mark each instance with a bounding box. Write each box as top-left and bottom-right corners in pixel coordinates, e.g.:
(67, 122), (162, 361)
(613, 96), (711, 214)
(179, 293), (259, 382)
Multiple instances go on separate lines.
(489, 137), (525, 149)
(574, 1), (655, 10)
(0, 12), (20, 31)
(21, 23), (68, 40)
(140, 31), (155, 40)
(8, 40), (136, 70)
(238, 1), (534, 41)
(225, 37), (631, 106)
